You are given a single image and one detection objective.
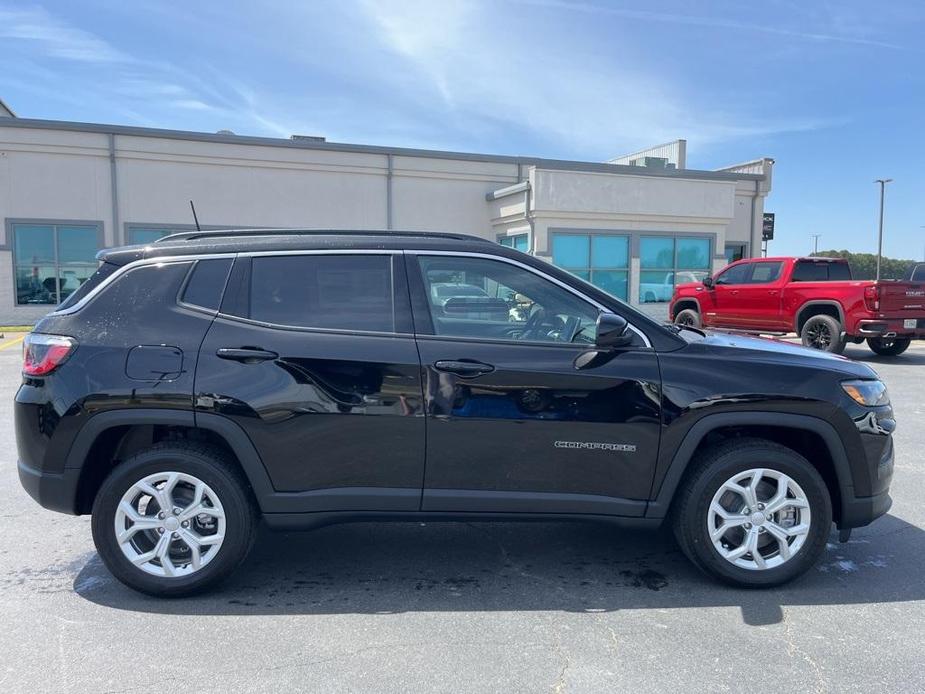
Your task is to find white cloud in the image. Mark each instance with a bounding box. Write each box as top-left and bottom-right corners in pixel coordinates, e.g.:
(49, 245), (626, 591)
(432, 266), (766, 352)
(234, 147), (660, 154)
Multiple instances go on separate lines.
(358, 0), (835, 156)
(0, 4), (128, 62)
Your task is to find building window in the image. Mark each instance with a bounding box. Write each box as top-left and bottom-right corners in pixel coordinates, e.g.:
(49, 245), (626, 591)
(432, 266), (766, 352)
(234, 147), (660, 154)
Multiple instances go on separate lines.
(551, 233), (629, 300)
(126, 226), (187, 244)
(12, 222), (99, 306)
(498, 233), (529, 253)
(724, 243), (746, 264)
(639, 236), (711, 303)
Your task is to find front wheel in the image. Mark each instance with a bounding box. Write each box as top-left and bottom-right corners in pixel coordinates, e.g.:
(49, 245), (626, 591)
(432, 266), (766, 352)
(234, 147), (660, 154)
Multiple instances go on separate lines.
(91, 442), (258, 597)
(672, 438), (832, 587)
(867, 336), (911, 356)
(674, 308), (701, 328)
(800, 314), (846, 354)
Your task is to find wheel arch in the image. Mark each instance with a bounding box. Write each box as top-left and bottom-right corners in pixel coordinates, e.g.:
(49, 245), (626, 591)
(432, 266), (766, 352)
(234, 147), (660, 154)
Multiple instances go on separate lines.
(795, 301), (845, 334)
(671, 298), (700, 320)
(647, 412), (853, 526)
(68, 409), (275, 514)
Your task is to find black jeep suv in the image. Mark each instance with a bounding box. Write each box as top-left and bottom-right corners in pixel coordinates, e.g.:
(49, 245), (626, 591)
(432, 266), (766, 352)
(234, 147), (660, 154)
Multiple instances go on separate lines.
(16, 230), (895, 596)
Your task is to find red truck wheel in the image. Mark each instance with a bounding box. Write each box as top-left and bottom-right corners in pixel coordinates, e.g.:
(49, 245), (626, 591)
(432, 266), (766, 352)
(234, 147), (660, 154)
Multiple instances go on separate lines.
(867, 337), (911, 356)
(800, 315), (846, 354)
(674, 309), (701, 328)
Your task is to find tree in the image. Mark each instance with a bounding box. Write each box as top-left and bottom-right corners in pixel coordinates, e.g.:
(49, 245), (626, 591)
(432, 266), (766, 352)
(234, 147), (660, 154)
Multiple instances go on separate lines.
(810, 250), (917, 280)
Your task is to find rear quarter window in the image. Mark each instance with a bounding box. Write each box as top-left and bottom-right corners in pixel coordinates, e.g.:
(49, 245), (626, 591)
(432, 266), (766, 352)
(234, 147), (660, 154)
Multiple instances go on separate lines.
(56, 261), (118, 311)
(181, 258), (233, 311)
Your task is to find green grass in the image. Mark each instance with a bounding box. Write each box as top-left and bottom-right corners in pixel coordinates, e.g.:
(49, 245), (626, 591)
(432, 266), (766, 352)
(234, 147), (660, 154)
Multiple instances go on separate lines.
(0, 326), (34, 332)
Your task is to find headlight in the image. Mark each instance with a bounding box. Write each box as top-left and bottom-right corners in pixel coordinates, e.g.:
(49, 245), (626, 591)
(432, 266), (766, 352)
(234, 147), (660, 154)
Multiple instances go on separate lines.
(841, 380), (889, 406)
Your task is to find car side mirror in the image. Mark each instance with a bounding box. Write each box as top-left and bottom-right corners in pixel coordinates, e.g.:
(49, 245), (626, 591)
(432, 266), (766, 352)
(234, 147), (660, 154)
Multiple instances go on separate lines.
(702, 276), (714, 289)
(574, 312), (634, 370)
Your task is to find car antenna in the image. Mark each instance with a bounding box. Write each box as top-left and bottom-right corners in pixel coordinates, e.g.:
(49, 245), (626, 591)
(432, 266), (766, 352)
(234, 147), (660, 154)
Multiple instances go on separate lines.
(189, 200), (201, 231)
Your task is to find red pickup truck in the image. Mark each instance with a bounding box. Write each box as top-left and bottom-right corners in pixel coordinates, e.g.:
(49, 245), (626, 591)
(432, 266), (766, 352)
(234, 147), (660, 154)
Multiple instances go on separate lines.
(669, 256), (925, 356)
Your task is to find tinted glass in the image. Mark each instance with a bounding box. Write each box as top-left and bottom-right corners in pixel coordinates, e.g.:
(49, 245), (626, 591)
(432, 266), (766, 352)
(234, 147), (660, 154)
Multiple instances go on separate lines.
(13, 225), (55, 264)
(15, 265), (59, 305)
(417, 256), (599, 344)
(182, 258), (233, 310)
(677, 238), (711, 269)
(57, 261), (117, 310)
(725, 244), (746, 263)
(715, 263), (750, 285)
(56, 226), (98, 263)
(792, 261), (829, 281)
(747, 262), (783, 283)
(249, 255), (393, 332)
(639, 270), (676, 303)
(551, 234), (589, 268)
(591, 235), (629, 268)
(129, 228), (172, 244)
(828, 262), (851, 280)
(639, 237), (674, 268)
(591, 269), (628, 300)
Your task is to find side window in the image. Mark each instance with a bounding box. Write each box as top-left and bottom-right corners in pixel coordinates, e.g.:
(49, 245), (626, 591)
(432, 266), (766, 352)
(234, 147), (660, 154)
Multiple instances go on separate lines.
(416, 256), (602, 344)
(247, 255), (394, 332)
(746, 261), (783, 284)
(181, 258), (233, 311)
(715, 263), (750, 285)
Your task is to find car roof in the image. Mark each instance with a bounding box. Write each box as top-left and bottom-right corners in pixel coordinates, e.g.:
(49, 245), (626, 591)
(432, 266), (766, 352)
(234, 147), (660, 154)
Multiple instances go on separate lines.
(98, 229), (498, 265)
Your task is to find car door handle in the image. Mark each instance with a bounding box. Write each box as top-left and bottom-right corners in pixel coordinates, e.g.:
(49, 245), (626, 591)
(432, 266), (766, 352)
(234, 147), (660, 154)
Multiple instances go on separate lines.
(216, 347), (279, 363)
(433, 360), (495, 377)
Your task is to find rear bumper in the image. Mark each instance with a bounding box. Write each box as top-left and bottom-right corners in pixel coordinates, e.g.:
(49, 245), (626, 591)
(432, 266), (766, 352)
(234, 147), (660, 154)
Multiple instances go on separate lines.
(17, 459), (80, 515)
(855, 318), (925, 338)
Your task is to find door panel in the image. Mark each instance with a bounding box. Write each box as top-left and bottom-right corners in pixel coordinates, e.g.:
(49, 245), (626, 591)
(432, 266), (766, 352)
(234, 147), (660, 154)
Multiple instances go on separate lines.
(734, 261), (786, 329)
(706, 263), (751, 327)
(194, 254), (425, 510)
(416, 339), (661, 511)
(407, 252), (662, 515)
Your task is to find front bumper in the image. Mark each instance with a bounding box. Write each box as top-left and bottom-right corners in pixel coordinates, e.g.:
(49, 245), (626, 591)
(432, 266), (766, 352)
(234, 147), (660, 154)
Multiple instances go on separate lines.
(856, 318), (925, 338)
(17, 459), (81, 515)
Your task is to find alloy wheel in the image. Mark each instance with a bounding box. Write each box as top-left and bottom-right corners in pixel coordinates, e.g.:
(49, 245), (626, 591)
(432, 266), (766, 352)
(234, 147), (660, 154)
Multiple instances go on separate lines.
(806, 323), (831, 349)
(114, 471), (226, 577)
(707, 468), (811, 571)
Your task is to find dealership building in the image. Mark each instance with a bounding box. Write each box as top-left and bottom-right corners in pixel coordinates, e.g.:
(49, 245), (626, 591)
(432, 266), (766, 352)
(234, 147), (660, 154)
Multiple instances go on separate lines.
(0, 104), (773, 324)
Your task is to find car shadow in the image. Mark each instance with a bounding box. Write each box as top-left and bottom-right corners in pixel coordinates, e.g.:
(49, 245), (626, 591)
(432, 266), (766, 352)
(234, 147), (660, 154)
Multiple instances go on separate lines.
(74, 513), (925, 626)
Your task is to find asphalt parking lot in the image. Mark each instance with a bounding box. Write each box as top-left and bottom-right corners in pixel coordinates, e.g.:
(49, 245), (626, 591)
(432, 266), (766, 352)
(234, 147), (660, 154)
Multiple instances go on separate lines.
(1, 336), (924, 693)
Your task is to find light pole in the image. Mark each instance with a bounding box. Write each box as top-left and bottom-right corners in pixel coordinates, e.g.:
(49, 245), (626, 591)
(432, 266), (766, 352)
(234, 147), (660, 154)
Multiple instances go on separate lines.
(875, 178), (893, 281)
(811, 234), (821, 255)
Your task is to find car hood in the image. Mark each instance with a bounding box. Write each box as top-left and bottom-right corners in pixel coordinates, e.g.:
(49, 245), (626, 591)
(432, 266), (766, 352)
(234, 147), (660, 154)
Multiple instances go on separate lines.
(687, 330), (878, 379)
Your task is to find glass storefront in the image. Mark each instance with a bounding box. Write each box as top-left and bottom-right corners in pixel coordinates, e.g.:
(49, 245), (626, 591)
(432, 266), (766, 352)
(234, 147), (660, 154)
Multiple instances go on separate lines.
(12, 223), (99, 305)
(639, 236), (711, 303)
(551, 233), (628, 300)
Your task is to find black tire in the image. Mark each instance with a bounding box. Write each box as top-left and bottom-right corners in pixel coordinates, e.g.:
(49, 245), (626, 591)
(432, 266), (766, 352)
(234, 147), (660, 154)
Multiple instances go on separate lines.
(800, 314), (846, 354)
(867, 336), (911, 356)
(674, 308), (701, 328)
(672, 438), (832, 588)
(91, 442), (258, 597)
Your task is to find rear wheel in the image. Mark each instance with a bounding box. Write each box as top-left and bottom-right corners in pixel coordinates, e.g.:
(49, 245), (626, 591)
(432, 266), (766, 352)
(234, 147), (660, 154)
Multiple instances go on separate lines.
(800, 314), (846, 354)
(867, 336), (911, 356)
(91, 442), (257, 597)
(674, 308), (701, 328)
(672, 438), (832, 587)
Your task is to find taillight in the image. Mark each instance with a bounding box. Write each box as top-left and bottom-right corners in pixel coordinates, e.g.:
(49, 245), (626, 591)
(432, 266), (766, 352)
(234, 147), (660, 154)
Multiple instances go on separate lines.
(863, 285), (880, 311)
(22, 334), (77, 376)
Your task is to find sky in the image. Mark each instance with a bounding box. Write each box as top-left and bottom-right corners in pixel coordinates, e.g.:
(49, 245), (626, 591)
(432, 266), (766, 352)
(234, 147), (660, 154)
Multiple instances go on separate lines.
(1, 0), (923, 259)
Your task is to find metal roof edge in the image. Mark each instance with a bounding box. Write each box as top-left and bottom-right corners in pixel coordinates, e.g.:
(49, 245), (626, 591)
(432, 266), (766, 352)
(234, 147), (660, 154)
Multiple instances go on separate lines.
(0, 117), (766, 182)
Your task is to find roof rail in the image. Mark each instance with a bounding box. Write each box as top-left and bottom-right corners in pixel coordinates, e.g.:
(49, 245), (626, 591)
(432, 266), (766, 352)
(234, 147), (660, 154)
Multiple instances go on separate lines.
(154, 228), (493, 244)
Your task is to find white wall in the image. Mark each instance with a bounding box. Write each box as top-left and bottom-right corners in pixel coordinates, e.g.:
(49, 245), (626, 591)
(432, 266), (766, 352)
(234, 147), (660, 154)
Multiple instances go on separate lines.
(0, 122), (769, 323)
